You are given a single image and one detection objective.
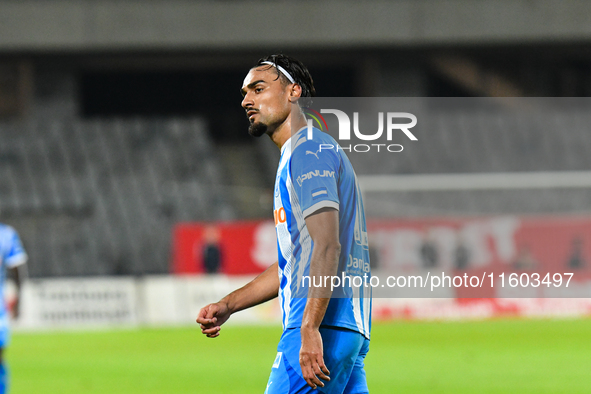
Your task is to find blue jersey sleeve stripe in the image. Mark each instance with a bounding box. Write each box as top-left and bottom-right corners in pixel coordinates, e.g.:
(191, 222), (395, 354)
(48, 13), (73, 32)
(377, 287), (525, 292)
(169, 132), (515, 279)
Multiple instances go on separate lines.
(302, 200), (339, 218)
(312, 190), (328, 198)
(311, 187), (328, 199)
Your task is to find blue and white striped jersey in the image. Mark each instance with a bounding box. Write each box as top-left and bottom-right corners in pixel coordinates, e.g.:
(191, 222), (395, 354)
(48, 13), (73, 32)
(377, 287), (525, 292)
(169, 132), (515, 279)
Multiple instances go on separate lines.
(273, 126), (371, 339)
(0, 224), (27, 315)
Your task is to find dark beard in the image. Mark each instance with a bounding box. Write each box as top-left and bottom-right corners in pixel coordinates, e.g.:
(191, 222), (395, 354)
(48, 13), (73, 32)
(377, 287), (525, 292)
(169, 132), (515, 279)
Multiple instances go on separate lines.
(248, 121), (268, 137)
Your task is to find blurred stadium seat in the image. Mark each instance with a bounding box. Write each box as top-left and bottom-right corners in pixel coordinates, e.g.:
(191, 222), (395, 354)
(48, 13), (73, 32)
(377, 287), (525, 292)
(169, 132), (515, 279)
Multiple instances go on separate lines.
(352, 109), (591, 217)
(0, 118), (233, 277)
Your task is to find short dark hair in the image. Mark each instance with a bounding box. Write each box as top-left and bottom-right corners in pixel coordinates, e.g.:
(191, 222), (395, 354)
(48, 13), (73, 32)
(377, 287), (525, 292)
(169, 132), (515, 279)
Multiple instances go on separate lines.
(255, 54), (316, 98)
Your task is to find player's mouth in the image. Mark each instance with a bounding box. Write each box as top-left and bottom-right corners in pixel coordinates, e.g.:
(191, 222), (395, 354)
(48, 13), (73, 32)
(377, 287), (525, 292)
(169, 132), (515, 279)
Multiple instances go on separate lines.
(246, 109), (258, 120)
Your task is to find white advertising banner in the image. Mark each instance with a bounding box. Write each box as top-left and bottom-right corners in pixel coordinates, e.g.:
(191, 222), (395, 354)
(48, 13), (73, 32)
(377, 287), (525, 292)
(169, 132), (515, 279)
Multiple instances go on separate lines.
(13, 275), (591, 331)
(19, 277), (138, 328)
(16, 275), (281, 330)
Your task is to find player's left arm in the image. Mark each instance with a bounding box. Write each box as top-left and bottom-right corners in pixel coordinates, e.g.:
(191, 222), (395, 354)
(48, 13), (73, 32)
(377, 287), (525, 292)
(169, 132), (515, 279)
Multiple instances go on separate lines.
(8, 263), (26, 319)
(5, 227), (28, 320)
(299, 207), (340, 389)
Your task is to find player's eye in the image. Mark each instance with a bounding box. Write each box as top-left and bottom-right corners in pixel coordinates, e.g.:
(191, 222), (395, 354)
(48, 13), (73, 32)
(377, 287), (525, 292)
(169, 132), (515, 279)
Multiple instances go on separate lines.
(255, 87), (263, 93)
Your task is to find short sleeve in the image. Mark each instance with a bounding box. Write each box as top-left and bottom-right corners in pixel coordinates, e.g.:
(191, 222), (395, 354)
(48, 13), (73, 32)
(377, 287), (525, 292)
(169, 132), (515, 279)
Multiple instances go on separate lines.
(4, 228), (28, 268)
(291, 138), (340, 218)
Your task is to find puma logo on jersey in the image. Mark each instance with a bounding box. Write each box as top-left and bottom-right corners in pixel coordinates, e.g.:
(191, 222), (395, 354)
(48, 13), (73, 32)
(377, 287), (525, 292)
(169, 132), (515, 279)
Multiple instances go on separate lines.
(305, 149), (320, 159)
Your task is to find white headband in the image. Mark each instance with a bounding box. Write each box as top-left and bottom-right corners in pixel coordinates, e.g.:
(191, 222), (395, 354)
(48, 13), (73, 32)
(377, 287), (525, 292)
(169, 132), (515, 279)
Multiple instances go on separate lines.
(261, 61), (295, 84)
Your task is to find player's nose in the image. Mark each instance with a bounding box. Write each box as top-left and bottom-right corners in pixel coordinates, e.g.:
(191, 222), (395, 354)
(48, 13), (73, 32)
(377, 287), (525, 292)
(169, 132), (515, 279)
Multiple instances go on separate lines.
(241, 92), (254, 109)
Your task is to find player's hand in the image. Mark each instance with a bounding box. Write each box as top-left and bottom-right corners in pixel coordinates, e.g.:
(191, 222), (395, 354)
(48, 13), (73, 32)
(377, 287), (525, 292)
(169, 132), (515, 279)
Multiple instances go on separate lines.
(196, 302), (231, 338)
(299, 327), (330, 389)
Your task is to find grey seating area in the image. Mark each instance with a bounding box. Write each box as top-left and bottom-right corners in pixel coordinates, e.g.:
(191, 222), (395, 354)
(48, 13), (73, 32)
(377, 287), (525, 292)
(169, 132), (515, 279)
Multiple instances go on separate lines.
(0, 118), (233, 277)
(354, 109), (591, 217)
(351, 110), (591, 175)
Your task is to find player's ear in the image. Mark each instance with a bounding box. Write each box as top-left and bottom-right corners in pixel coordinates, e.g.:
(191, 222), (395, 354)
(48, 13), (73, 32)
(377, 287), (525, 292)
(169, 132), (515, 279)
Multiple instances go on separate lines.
(288, 83), (302, 102)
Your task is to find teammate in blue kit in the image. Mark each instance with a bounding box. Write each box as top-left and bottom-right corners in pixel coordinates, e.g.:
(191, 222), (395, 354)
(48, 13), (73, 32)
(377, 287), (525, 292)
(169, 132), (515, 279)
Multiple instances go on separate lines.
(197, 54), (371, 393)
(0, 223), (28, 394)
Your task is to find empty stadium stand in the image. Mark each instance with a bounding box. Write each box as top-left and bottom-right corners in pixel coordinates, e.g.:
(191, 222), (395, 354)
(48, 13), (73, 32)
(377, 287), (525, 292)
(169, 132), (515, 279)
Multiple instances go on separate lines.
(0, 118), (233, 277)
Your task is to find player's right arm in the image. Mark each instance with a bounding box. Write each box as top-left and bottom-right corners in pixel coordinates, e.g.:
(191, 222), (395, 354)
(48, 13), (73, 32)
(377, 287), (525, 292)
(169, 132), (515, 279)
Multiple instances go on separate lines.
(196, 261), (279, 338)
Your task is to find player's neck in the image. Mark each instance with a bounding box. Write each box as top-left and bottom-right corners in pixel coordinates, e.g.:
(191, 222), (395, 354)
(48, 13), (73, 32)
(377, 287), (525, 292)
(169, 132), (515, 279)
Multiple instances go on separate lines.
(269, 113), (307, 150)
